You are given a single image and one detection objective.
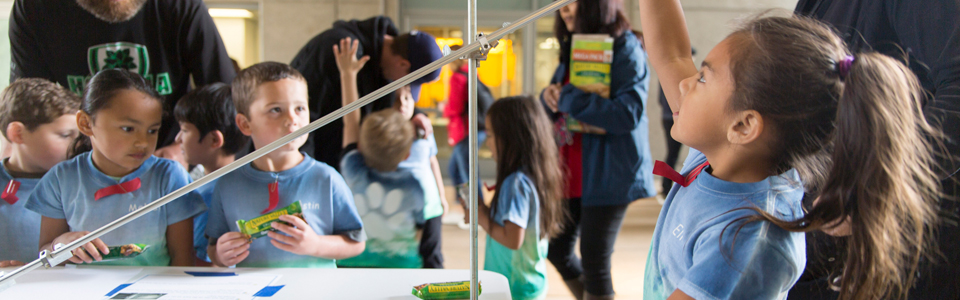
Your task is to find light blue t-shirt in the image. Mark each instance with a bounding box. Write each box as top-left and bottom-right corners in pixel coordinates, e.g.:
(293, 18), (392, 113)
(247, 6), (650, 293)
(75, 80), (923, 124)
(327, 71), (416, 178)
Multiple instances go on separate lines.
(397, 133), (443, 220)
(0, 162), (42, 263)
(25, 153), (206, 266)
(483, 171), (549, 300)
(206, 154), (364, 268)
(337, 149), (425, 268)
(643, 149), (806, 300)
(192, 178), (217, 262)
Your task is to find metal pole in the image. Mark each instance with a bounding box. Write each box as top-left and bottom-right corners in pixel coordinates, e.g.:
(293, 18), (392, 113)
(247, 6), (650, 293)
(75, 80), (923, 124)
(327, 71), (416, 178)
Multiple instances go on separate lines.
(0, 0), (577, 287)
(467, 0), (479, 298)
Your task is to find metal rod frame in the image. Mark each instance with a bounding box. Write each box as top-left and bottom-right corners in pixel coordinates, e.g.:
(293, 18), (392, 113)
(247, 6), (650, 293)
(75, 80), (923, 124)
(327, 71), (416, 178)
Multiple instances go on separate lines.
(0, 0), (577, 291)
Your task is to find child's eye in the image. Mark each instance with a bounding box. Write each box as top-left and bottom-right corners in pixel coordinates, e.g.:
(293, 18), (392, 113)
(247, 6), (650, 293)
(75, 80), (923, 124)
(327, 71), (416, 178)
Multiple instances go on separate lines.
(697, 73), (706, 83)
(296, 106), (306, 112)
(148, 129), (159, 134)
(269, 107), (282, 113)
(121, 127), (134, 132)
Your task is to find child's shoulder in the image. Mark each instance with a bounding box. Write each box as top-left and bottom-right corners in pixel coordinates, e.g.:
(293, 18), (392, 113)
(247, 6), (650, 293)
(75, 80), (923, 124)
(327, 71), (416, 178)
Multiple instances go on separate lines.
(500, 171), (535, 194)
(150, 156), (189, 174)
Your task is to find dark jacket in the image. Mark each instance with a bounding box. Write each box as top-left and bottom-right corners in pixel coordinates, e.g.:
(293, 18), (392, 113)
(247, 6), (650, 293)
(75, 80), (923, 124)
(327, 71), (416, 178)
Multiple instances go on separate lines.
(290, 16), (398, 169)
(544, 30), (656, 206)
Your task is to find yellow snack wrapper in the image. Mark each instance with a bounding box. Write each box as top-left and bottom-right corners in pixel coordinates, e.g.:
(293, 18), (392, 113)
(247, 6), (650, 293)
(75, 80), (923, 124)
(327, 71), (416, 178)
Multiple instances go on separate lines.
(236, 201), (305, 240)
(411, 281), (481, 300)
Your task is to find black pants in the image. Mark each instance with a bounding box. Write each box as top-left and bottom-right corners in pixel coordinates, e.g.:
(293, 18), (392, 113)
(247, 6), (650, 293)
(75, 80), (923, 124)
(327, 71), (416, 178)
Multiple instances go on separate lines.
(788, 176), (960, 299)
(661, 119), (683, 194)
(419, 216), (444, 269)
(547, 198), (629, 296)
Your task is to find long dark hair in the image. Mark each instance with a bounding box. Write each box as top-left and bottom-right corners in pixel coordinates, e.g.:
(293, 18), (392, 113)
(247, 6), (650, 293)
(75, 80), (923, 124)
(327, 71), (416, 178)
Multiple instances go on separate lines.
(724, 16), (943, 300)
(486, 96), (566, 238)
(554, 0), (631, 64)
(69, 69), (162, 158)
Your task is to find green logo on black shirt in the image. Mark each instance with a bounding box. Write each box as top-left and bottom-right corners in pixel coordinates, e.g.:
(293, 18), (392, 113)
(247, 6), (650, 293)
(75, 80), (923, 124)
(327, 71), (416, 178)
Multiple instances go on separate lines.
(67, 42), (172, 96)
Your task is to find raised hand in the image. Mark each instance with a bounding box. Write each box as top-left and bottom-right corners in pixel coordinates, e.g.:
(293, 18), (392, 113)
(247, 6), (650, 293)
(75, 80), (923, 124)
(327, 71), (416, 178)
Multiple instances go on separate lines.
(333, 37), (371, 76)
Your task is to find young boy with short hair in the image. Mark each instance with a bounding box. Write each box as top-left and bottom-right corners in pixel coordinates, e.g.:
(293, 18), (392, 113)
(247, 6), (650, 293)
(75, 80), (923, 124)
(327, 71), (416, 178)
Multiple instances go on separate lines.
(173, 83), (250, 265)
(206, 62), (365, 268)
(0, 78), (81, 266)
(333, 38), (446, 269)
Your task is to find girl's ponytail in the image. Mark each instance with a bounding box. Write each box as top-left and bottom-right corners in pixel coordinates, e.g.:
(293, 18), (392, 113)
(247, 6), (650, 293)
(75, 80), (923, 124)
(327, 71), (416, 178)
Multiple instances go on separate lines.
(806, 53), (942, 299)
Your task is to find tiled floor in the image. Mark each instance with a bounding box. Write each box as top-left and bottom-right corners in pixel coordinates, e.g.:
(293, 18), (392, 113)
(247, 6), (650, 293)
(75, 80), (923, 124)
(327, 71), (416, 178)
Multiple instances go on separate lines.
(439, 186), (661, 300)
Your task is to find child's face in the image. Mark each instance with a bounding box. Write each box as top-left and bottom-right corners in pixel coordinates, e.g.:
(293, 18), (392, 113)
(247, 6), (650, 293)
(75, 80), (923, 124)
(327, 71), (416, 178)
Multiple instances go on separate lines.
(80, 89), (162, 177)
(671, 38), (737, 152)
(238, 78), (310, 152)
(394, 86), (415, 120)
(485, 115), (497, 160)
(175, 122), (217, 166)
(15, 114), (79, 171)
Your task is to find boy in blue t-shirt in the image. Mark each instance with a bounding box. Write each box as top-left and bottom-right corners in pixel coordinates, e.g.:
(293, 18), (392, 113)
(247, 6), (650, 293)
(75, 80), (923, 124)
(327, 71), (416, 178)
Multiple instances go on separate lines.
(332, 40), (445, 268)
(173, 83), (250, 265)
(206, 62), (365, 268)
(0, 79), (81, 267)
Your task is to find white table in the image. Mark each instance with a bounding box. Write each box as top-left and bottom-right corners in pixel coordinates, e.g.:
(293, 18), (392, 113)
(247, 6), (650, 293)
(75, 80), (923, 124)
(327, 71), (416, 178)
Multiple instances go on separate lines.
(0, 266), (510, 299)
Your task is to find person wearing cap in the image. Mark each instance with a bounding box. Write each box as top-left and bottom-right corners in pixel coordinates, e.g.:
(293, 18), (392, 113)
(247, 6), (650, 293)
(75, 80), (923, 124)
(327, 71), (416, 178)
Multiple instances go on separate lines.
(291, 16), (443, 170)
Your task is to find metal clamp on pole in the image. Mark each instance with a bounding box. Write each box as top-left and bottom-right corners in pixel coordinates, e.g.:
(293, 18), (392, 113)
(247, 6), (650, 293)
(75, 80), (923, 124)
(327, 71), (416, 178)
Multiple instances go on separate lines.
(459, 32), (500, 63)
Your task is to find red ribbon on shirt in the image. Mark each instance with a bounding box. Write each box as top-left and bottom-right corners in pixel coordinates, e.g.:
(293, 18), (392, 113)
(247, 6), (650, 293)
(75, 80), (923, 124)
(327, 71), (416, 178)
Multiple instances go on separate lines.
(2, 180), (20, 205)
(653, 160), (710, 188)
(94, 178), (142, 201)
(261, 182), (280, 214)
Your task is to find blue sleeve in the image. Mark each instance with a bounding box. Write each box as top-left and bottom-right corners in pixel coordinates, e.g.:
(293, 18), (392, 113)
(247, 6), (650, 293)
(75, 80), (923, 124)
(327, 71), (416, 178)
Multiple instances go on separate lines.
(328, 171), (365, 240)
(205, 182), (230, 244)
(24, 169), (65, 219)
(427, 134), (438, 157)
(492, 173), (534, 229)
(161, 161), (206, 226)
(677, 222), (800, 300)
(558, 38), (649, 135)
(339, 150), (367, 187)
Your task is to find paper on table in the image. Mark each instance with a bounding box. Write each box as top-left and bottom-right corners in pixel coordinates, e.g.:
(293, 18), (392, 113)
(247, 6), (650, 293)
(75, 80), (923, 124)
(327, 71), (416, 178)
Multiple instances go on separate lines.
(0, 266), (143, 300)
(105, 273), (280, 300)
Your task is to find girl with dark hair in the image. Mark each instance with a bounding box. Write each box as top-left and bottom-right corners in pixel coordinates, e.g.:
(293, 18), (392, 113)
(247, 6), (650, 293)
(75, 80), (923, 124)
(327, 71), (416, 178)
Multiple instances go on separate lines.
(26, 69), (206, 267)
(462, 96), (565, 300)
(638, 1), (943, 299)
(541, 0), (655, 299)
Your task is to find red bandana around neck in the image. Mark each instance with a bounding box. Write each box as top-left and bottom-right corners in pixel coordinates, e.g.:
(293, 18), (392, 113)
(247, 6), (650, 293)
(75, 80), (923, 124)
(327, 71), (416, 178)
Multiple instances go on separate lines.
(2, 180), (21, 205)
(94, 178), (142, 201)
(653, 160), (710, 188)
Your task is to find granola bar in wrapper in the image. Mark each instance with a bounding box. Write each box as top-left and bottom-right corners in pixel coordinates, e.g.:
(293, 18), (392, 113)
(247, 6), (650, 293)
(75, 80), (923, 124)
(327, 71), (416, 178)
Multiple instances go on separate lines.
(411, 281), (481, 300)
(236, 201), (305, 241)
(100, 243), (148, 261)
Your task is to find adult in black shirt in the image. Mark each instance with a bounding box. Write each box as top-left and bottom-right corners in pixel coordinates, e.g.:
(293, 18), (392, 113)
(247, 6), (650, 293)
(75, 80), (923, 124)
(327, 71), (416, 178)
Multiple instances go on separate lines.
(10, 0), (237, 163)
(290, 16), (443, 169)
(792, 1), (960, 299)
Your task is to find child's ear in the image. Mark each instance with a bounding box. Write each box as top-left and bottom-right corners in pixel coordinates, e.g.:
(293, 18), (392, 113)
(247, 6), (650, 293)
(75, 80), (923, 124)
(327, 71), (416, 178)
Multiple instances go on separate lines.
(726, 110), (764, 145)
(76, 111), (95, 137)
(236, 114), (253, 136)
(5, 121), (26, 144)
(399, 59), (412, 73)
(206, 130), (225, 149)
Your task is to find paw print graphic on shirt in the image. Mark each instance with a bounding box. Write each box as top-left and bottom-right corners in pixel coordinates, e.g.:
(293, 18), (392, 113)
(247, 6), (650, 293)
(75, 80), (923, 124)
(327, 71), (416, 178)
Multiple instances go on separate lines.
(353, 183), (416, 255)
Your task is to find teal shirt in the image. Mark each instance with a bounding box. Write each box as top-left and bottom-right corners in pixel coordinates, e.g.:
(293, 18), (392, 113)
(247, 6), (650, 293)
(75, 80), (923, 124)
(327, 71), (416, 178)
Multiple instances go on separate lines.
(483, 171), (548, 300)
(338, 149), (426, 268)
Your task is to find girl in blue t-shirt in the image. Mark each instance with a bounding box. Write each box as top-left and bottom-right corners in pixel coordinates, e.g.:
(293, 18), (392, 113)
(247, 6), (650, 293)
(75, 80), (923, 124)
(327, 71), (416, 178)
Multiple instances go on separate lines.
(462, 96), (565, 300)
(638, 1), (944, 300)
(26, 69), (205, 266)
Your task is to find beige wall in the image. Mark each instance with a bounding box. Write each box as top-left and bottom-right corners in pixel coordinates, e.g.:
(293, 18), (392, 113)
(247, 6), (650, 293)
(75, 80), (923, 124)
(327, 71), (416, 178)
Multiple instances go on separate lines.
(207, 0), (386, 64)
